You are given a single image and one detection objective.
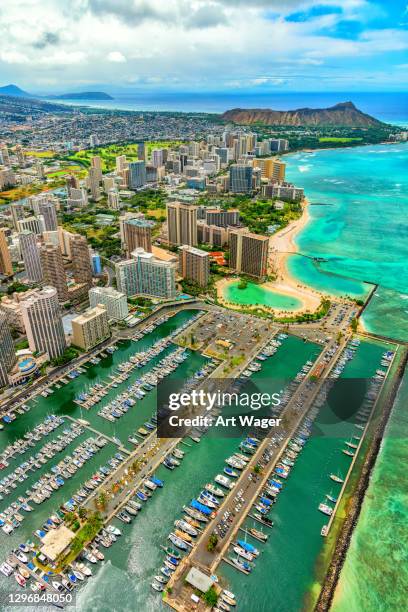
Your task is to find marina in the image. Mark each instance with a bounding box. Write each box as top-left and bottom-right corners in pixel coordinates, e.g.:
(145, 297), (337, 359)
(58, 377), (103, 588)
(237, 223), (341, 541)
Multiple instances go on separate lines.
(0, 307), (401, 610)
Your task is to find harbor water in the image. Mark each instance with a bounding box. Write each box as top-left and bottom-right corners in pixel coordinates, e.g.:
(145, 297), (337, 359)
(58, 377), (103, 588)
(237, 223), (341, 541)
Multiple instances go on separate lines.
(0, 307), (390, 612)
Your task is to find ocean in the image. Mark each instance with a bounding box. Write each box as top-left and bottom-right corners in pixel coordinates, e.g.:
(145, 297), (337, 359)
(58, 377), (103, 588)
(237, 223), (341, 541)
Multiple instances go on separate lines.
(284, 142), (408, 341)
(54, 91), (408, 124)
(332, 367), (408, 612)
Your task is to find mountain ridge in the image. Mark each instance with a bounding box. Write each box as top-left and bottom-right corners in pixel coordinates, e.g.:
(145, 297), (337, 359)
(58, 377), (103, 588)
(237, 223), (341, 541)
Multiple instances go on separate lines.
(221, 102), (383, 127)
(0, 84), (33, 97)
(0, 84), (113, 101)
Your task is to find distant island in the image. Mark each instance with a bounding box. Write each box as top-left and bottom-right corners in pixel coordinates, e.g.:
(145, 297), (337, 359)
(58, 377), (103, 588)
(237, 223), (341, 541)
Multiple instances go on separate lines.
(51, 91), (113, 100)
(0, 84), (113, 101)
(222, 102), (383, 127)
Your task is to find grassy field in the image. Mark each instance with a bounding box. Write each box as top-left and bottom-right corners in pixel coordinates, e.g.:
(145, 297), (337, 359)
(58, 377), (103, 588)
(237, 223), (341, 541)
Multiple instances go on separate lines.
(0, 184), (62, 205)
(26, 150), (57, 158)
(318, 137), (363, 143)
(67, 141), (183, 172)
(46, 165), (83, 178)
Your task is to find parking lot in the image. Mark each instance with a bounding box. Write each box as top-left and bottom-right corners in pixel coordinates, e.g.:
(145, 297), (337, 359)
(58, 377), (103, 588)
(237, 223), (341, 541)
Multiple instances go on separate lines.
(175, 310), (274, 360)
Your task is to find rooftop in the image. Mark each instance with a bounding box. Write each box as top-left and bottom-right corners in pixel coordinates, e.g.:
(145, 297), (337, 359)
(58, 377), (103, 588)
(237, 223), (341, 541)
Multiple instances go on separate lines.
(185, 567), (214, 593)
(40, 525), (75, 562)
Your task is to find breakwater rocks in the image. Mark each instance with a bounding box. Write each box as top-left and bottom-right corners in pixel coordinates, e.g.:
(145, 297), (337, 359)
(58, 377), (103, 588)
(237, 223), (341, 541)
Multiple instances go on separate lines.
(315, 349), (408, 612)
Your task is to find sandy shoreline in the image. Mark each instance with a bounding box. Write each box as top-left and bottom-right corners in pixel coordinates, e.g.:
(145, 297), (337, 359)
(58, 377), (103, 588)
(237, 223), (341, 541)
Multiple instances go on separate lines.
(216, 199), (326, 316)
(267, 198), (324, 312)
(216, 197), (362, 317)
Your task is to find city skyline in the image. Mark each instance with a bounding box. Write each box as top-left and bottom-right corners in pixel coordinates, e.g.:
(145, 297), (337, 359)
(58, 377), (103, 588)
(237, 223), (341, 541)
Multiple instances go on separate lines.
(0, 0), (407, 93)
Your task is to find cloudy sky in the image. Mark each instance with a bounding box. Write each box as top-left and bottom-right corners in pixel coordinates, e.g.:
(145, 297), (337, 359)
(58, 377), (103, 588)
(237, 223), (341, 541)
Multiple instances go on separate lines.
(1, 0), (407, 93)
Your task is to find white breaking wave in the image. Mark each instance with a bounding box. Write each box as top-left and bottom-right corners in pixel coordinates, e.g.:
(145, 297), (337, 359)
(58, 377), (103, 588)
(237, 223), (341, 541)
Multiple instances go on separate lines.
(298, 165), (312, 172)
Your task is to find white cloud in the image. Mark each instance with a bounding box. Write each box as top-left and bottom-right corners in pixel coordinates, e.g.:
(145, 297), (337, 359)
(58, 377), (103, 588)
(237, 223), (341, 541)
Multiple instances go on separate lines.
(107, 51), (126, 63)
(0, 0), (405, 91)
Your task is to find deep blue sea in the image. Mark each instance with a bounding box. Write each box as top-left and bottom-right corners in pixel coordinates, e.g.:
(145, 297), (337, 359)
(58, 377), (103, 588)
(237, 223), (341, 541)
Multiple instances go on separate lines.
(55, 91), (408, 124)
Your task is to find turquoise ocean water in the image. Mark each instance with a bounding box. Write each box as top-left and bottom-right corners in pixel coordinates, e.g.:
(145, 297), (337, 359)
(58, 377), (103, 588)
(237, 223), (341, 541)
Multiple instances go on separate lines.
(284, 142), (408, 341)
(224, 280), (302, 310)
(332, 368), (408, 612)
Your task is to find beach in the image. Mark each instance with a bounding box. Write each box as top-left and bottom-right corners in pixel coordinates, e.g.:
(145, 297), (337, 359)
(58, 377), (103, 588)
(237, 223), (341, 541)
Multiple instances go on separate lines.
(216, 199), (324, 317)
(268, 198), (324, 310)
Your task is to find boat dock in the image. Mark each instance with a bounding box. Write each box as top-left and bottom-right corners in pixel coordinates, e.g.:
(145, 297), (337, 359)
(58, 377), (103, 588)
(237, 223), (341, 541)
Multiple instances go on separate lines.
(322, 343), (400, 536)
(64, 415), (130, 455)
(9, 552), (61, 596)
(164, 335), (350, 606)
(221, 557), (250, 574)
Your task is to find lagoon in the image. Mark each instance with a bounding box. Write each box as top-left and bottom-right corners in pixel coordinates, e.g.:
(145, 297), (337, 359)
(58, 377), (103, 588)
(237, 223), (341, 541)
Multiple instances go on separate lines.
(224, 280), (302, 310)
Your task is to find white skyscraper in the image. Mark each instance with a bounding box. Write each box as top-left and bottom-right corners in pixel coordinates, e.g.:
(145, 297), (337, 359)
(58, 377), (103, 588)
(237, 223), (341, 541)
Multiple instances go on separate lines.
(19, 230), (43, 283)
(20, 287), (66, 359)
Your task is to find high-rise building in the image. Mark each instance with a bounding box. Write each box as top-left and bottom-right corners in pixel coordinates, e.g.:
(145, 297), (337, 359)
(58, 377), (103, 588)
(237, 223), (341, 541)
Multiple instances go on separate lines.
(261, 182), (304, 202)
(89, 134), (100, 148)
(196, 221), (230, 247)
(214, 147), (229, 164)
(253, 158), (286, 182)
(103, 176), (115, 192)
(91, 155), (102, 181)
(15, 144), (25, 167)
(0, 144), (10, 166)
(0, 167), (15, 190)
(36, 161), (45, 179)
(204, 209), (240, 228)
(0, 289), (39, 333)
(17, 216), (45, 236)
(269, 139), (289, 153)
(107, 189), (121, 210)
(42, 230), (60, 247)
(91, 252), (102, 275)
(21, 287), (66, 359)
(229, 228), (269, 279)
(146, 164), (159, 183)
(116, 248), (177, 299)
(151, 149), (164, 168)
(121, 217), (153, 255)
(19, 230), (43, 283)
(70, 234), (92, 287)
(137, 142), (145, 161)
(0, 311), (15, 387)
(89, 287), (129, 320)
(71, 305), (110, 351)
(88, 167), (101, 201)
(67, 187), (88, 207)
(58, 227), (75, 258)
(229, 164), (253, 193)
(116, 155), (127, 173)
(66, 174), (79, 192)
(10, 202), (25, 230)
(38, 200), (58, 231)
(40, 243), (68, 302)
(167, 202), (197, 246)
(179, 245), (210, 287)
(0, 228), (13, 276)
(128, 161), (146, 189)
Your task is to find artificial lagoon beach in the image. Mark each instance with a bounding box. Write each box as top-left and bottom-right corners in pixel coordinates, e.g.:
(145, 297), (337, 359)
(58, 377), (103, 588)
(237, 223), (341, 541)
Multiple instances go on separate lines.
(0, 1), (407, 610)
